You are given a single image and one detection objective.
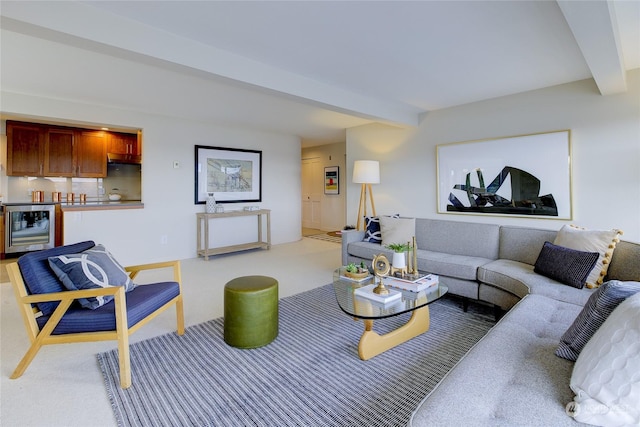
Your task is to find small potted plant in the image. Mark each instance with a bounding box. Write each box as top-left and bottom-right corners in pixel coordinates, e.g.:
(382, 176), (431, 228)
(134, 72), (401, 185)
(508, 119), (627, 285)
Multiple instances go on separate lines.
(344, 261), (369, 279)
(385, 242), (410, 270)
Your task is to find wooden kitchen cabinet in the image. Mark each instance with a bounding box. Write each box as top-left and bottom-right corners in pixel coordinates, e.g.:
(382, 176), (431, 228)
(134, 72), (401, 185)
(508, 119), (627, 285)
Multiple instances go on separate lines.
(44, 127), (75, 177)
(109, 132), (140, 155)
(76, 130), (107, 177)
(6, 121), (108, 178)
(6, 121), (44, 176)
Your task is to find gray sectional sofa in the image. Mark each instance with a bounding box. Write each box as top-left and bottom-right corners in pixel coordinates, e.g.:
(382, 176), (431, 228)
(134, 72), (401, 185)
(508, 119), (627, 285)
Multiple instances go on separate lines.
(341, 218), (640, 426)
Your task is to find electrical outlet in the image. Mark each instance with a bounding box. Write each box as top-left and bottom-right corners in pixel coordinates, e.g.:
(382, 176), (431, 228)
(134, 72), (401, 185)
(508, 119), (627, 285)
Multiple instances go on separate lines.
(173, 161), (180, 169)
(161, 235), (168, 245)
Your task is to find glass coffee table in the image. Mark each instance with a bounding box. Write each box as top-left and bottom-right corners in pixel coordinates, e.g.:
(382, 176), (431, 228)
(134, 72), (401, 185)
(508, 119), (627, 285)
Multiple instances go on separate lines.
(332, 267), (448, 360)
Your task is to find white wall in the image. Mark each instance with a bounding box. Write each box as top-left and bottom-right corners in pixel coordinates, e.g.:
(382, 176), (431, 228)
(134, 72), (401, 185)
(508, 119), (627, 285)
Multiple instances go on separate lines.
(302, 142), (346, 231)
(347, 70), (640, 242)
(0, 101), (302, 264)
(0, 32), (303, 264)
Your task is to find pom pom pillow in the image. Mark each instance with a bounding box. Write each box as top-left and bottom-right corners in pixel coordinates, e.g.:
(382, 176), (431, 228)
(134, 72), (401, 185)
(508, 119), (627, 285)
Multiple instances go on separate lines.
(48, 244), (136, 309)
(554, 225), (623, 289)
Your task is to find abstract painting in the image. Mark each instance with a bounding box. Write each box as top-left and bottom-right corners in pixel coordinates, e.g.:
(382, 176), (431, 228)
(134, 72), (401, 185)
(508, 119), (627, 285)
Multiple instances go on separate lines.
(437, 130), (572, 219)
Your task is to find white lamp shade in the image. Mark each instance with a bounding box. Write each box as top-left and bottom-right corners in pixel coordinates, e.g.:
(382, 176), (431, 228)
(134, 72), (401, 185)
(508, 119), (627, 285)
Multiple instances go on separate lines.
(352, 160), (380, 184)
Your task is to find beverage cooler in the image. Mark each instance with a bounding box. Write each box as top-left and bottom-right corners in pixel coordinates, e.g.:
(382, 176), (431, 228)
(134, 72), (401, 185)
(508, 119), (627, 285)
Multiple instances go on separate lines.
(4, 204), (56, 254)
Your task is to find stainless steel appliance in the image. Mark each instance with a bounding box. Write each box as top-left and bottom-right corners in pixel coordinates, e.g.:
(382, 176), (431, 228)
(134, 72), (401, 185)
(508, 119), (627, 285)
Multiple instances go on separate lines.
(5, 204), (56, 254)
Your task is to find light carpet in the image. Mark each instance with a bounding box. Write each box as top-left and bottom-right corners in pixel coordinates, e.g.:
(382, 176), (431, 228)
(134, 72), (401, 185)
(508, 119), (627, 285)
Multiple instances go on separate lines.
(98, 284), (494, 427)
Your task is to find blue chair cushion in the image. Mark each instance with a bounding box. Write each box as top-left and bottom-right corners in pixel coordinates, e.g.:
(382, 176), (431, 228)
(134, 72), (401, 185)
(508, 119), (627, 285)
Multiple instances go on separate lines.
(18, 241), (96, 316)
(48, 244), (137, 309)
(36, 281), (180, 334)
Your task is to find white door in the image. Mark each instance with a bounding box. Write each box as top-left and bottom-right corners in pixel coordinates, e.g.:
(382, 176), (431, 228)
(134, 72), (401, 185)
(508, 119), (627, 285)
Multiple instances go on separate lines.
(301, 157), (322, 229)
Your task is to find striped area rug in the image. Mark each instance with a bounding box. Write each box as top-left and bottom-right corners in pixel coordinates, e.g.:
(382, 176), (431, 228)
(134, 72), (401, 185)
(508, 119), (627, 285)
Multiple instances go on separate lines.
(306, 233), (341, 244)
(98, 284), (494, 427)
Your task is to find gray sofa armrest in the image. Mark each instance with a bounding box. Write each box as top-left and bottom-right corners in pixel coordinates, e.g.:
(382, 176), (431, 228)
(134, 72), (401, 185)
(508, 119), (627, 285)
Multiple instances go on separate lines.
(341, 230), (365, 265)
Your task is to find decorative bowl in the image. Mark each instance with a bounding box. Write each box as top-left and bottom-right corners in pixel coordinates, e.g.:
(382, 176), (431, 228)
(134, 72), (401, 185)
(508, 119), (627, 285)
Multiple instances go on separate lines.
(108, 194), (122, 201)
(344, 270), (370, 279)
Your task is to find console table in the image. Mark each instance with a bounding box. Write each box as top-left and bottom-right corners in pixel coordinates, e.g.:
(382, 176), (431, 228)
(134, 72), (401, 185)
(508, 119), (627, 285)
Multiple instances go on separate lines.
(196, 209), (271, 260)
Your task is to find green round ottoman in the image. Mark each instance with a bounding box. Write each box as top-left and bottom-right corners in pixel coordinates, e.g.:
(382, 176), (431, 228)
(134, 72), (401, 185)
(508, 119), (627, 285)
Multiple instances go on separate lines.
(224, 275), (279, 348)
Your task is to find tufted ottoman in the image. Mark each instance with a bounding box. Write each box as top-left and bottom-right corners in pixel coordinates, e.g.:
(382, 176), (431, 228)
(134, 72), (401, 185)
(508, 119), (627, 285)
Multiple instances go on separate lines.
(224, 275), (279, 348)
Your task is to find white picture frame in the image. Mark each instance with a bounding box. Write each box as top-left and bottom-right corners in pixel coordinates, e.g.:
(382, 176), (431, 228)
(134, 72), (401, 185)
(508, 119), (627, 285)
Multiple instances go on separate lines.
(437, 130), (572, 219)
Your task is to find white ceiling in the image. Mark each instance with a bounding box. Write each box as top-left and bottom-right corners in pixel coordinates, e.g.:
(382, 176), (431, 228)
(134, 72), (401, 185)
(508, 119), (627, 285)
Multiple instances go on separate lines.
(1, 1), (638, 145)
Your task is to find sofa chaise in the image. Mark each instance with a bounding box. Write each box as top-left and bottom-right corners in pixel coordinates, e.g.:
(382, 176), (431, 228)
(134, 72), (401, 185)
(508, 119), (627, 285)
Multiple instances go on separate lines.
(341, 217), (640, 426)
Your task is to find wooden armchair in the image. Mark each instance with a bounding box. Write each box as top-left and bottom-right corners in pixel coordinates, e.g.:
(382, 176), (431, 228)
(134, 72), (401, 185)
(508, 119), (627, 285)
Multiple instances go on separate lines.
(7, 240), (184, 389)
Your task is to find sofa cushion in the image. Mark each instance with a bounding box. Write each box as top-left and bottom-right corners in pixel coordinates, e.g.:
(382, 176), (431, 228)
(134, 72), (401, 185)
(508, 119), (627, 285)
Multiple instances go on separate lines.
(379, 216), (415, 246)
(35, 281), (180, 334)
(348, 241), (394, 263)
(533, 242), (599, 289)
(554, 224), (623, 289)
(415, 219), (500, 259)
(556, 280), (640, 361)
(410, 294), (583, 426)
(17, 240), (96, 316)
(479, 259), (594, 306)
(48, 244), (136, 309)
(415, 249), (491, 281)
(498, 225), (557, 264)
(569, 292), (640, 426)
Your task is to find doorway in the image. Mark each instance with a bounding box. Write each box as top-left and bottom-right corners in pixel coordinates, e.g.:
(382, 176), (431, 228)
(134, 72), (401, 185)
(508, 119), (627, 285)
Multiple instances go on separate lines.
(301, 157), (322, 231)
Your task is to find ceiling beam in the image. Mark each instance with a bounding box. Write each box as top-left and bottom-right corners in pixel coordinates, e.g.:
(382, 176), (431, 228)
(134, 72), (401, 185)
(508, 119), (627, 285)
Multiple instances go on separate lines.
(557, 0), (626, 95)
(0, 1), (421, 127)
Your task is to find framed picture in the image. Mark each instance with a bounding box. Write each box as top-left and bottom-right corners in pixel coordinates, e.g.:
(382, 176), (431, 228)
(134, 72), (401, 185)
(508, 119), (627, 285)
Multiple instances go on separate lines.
(194, 145), (262, 204)
(324, 166), (339, 195)
(437, 130), (572, 219)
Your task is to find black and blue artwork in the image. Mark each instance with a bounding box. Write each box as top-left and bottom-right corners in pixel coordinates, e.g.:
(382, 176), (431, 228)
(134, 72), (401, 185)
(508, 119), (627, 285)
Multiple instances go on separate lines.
(447, 166), (558, 216)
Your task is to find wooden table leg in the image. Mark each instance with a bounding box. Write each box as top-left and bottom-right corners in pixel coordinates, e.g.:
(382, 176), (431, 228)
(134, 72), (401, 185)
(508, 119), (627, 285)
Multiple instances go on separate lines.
(358, 305), (431, 360)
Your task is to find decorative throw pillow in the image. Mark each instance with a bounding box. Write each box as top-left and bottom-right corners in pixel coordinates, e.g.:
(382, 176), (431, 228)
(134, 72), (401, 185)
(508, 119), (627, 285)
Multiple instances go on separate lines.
(48, 244), (136, 309)
(362, 214), (400, 244)
(554, 224), (623, 289)
(363, 216), (382, 243)
(556, 280), (640, 361)
(533, 242), (599, 289)
(567, 291), (640, 426)
(380, 216), (415, 247)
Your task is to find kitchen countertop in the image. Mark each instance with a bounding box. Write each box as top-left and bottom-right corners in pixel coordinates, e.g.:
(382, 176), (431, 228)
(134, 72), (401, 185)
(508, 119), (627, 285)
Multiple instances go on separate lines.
(1, 201), (144, 211)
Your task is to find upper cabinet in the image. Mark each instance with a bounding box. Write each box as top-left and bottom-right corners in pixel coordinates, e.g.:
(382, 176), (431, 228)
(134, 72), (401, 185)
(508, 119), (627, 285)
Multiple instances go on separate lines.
(76, 130), (107, 177)
(108, 132), (140, 155)
(44, 127), (75, 176)
(6, 122), (45, 176)
(6, 121), (137, 178)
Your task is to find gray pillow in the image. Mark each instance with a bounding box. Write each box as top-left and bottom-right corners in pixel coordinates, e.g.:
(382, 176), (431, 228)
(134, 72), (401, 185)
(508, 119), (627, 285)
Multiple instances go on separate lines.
(556, 280), (640, 361)
(534, 241), (598, 289)
(48, 244), (136, 309)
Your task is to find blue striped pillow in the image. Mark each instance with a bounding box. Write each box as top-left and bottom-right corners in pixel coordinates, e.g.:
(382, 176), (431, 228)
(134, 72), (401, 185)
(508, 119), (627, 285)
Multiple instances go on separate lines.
(556, 280), (640, 361)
